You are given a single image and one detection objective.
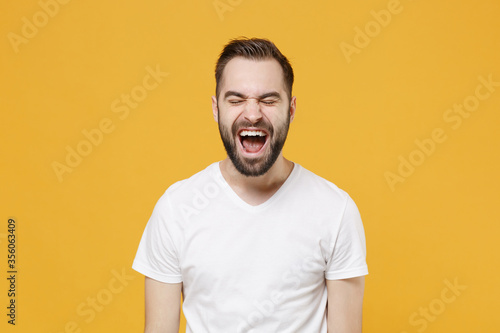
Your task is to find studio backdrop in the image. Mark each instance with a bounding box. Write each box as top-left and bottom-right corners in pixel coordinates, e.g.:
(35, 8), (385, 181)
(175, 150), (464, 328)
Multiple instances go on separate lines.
(1, 0), (499, 332)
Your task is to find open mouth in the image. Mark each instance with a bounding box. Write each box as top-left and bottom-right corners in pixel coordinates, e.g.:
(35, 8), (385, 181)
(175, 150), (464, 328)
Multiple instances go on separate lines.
(237, 129), (269, 155)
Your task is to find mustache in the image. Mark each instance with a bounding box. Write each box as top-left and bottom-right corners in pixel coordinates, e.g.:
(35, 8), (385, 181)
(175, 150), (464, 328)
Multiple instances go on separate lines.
(231, 120), (273, 137)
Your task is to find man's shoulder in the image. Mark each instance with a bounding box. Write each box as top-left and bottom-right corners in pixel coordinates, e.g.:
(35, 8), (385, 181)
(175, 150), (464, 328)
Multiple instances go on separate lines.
(295, 163), (351, 202)
(160, 161), (220, 198)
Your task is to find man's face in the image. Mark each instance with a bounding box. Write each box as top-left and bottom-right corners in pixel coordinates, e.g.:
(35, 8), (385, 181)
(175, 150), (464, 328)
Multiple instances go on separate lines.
(212, 57), (296, 177)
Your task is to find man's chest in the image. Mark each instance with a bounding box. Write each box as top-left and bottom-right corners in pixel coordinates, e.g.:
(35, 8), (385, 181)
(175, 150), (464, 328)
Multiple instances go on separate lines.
(178, 213), (331, 302)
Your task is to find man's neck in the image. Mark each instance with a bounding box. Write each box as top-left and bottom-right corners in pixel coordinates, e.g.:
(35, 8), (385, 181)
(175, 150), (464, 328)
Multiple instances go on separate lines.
(219, 155), (294, 205)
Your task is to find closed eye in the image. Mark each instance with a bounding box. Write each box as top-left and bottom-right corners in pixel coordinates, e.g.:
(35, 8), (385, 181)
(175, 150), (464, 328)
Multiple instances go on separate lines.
(227, 98), (279, 105)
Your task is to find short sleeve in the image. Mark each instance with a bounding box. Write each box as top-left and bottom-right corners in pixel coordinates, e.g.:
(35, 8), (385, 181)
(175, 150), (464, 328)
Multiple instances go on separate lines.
(132, 193), (183, 283)
(325, 195), (368, 280)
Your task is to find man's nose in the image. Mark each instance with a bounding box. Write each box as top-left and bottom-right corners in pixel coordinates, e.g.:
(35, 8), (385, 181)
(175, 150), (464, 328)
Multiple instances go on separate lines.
(243, 98), (262, 124)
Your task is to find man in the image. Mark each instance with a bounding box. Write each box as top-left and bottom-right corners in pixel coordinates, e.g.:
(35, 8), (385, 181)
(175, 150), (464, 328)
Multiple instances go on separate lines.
(132, 37), (368, 332)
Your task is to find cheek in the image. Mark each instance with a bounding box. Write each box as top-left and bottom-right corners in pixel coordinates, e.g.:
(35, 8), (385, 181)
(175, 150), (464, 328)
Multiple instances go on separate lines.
(220, 114), (241, 135)
(218, 110), (237, 124)
(267, 109), (289, 125)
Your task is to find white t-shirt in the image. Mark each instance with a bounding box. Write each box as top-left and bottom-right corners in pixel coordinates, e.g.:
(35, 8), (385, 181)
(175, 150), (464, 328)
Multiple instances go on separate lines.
(132, 161), (368, 332)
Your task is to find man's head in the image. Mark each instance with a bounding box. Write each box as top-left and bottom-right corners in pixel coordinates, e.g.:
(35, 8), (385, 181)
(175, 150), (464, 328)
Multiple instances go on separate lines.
(212, 37), (296, 177)
(215, 37), (294, 101)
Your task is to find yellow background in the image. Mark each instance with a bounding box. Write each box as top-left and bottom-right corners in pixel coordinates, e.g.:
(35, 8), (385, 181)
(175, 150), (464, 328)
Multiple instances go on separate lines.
(1, 0), (499, 332)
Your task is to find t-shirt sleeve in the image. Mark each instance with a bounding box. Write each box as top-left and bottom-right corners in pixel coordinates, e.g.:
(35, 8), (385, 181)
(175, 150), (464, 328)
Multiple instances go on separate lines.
(325, 195), (368, 280)
(132, 193), (183, 283)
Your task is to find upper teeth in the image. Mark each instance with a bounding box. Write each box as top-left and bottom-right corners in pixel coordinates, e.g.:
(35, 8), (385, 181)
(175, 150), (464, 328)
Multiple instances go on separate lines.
(240, 130), (266, 137)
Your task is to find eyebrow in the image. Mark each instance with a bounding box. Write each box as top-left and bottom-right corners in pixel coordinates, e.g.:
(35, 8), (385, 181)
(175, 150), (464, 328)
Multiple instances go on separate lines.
(224, 91), (281, 100)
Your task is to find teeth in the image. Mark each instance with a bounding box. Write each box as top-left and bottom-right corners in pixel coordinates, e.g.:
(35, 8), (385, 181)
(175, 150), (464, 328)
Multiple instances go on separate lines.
(240, 130), (266, 137)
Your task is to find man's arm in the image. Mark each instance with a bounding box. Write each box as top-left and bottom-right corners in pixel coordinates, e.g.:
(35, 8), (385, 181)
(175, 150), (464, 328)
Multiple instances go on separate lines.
(144, 276), (182, 333)
(326, 276), (365, 333)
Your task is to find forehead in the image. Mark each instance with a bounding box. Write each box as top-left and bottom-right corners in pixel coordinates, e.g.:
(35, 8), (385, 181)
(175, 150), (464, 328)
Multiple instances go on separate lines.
(221, 57), (286, 96)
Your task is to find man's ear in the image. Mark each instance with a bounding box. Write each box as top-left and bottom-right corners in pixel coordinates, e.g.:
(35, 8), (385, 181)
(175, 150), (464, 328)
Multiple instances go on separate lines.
(289, 96), (297, 122)
(211, 95), (218, 122)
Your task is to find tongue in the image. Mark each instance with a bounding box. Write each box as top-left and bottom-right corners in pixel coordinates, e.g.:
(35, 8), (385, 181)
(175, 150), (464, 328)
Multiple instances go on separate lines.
(241, 136), (265, 153)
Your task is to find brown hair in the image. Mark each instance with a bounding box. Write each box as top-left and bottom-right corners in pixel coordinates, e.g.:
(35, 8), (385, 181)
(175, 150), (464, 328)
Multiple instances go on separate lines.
(215, 37), (294, 100)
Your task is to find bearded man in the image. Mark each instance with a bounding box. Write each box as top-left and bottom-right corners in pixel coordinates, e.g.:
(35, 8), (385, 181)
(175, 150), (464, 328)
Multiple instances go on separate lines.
(133, 37), (368, 333)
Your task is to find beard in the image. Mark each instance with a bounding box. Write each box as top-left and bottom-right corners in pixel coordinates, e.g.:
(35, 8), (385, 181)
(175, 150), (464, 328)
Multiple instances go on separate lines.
(218, 114), (290, 177)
